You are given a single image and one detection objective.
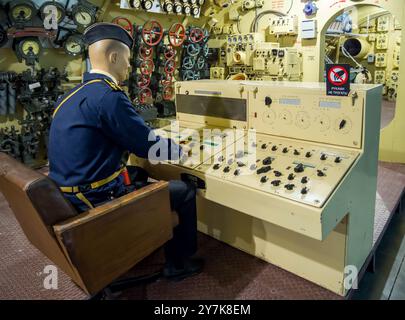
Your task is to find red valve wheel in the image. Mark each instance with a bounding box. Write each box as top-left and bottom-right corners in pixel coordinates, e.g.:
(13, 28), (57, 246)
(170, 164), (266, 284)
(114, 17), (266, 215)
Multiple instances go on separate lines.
(112, 16), (134, 36)
(189, 27), (204, 43)
(140, 59), (155, 75)
(161, 73), (173, 86)
(164, 59), (176, 75)
(139, 87), (152, 104)
(163, 86), (174, 100)
(164, 45), (176, 60)
(142, 20), (164, 46)
(168, 23), (186, 47)
(137, 73), (151, 88)
(139, 45), (153, 59)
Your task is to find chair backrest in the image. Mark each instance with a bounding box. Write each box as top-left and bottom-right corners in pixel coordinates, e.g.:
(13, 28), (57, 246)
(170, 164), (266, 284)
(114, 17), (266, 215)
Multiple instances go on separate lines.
(0, 152), (81, 283)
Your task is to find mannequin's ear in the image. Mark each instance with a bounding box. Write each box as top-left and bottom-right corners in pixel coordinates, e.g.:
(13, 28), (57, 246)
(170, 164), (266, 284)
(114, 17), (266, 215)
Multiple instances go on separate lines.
(109, 51), (118, 64)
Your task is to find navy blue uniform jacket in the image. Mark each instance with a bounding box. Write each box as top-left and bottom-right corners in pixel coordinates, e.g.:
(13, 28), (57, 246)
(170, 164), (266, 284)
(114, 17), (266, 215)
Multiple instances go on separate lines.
(48, 72), (180, 187)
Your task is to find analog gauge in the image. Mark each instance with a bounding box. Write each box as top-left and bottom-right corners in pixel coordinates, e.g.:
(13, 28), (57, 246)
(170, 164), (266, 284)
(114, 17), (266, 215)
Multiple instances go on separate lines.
(183, 4), (191, 14)
(142, 0), (154, 10)
(190, 0), (197, 4)
(164, 1), (174, 12)
(191, 6), (199, 16)
(71, 2), (96, 28)
(74, 11), (92, 27)
(64, 34), (85, 56)
(198, 0), (205, 5)
(131, 0), (141, 8)
(174, 3), (183, 13)
(9, 0), (36, 23)
(40, 1), (66, 23)
(18, 38), (41, 59)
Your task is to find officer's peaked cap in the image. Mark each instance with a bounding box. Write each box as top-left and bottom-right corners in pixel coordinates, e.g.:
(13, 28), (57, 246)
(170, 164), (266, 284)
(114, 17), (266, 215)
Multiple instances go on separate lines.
(84, 22), (134, 49)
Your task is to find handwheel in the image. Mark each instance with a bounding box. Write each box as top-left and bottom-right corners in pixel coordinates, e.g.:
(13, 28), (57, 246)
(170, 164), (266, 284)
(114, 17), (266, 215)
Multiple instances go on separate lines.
(137, 73), (151, 88)
(189, 27), (204, 43)
(164, 45), (176, 60)
(161, 73), (173, 86)
(140, 59), (154, 75)
(182, 56), (195, 70)
(139, 87), (152, 104)
(164, 59), (176, 74)
(142, 20), (164, 46)
(168, 23), (186, 47)
(163, 86), (174, 100)
(139, 45), (153, 59)
(112, 16), (134, 35)
(186, 43), (200, 57)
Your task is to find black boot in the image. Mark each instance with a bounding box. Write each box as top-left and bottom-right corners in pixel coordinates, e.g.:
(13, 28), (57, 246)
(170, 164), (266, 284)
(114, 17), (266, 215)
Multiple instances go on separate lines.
(163, 257), (204, 282)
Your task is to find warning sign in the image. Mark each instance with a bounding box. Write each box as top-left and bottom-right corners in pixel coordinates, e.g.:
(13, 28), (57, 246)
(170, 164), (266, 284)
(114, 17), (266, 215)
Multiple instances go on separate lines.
(326, 64), (350, 96)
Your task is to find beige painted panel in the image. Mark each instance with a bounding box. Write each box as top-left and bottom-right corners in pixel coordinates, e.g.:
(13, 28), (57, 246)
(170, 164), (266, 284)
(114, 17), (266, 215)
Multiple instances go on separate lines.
(197, 197), (348, 296)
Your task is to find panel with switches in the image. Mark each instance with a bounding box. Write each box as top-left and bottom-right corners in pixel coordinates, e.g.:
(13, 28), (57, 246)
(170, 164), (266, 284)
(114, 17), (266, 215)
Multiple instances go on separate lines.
(196, 133), (359, 208)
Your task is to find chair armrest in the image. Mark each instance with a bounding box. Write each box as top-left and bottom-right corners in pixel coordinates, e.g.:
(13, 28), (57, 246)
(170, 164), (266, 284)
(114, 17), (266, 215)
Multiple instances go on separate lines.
(53, 181), (172, 295)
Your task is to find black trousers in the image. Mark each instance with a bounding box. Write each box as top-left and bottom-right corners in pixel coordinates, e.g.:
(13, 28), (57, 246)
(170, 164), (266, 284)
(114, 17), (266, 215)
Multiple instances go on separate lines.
(65, 166), (198, 264)
(125, 166), (198, 264)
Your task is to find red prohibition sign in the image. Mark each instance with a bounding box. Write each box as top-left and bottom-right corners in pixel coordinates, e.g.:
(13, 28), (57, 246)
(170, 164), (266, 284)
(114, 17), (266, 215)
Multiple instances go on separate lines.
(328, 66), (348, 86)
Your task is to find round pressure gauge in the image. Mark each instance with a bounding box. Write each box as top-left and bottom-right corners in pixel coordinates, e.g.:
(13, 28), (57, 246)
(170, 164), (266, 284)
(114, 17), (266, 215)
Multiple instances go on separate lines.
(131, 0), (141, 9)
(17, 37), (41, 59)
(198, 0), (205, 5)
(71, 2), (96, 28)
(189, 0), (197, 4)
(9, 0), (36, 23)
(141, 0), (154, 10)
(183, 4), (191, 14)
(40, 1), (66, 24)
(174, 2), (183, 14)
(163, 1), (174, 12)
(191, 5), (199, 16)
(64, 34), (85, 56)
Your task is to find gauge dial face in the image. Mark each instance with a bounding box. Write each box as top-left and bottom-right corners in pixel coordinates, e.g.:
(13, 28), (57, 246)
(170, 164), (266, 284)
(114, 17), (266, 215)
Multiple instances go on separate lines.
(21, 40), (40, 57)
(144, 1), (153, 10)
(192, 7), (199, 16)
(64, 36), (84, 55)
(165, 3), (173, 12)
(74, 11), (92, 27)
(190, 0), (197, 4)
(12, 5), (33, 21)
(198, 0), (205, 5)
(175, 5), (182, 13)
(132, 0), (141, 8)
(184, 6), (191, 14)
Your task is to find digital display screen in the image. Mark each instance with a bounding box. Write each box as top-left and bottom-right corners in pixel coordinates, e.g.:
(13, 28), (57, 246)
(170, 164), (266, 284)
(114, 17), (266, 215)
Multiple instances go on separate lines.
(176, 94), (247, 121)
(279, 98), (301, 106)
(319, 101), (341, 109)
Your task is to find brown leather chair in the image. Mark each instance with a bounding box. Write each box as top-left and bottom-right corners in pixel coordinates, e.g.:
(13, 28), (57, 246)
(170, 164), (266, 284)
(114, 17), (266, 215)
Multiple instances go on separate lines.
(0, 152), (175, 296)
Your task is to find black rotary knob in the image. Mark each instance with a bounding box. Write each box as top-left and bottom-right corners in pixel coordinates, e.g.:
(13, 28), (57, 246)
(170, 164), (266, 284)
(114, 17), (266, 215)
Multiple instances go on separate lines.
(282, 147), (288, 153)
(301, 176), (308, 184)
(320, 154), (327, 161)
(271, 180), (281, 186)
(317, 170), (325, 177)
(261, 143), (267, 149)
(274, 170), (282, 177)
(294, 163), (304, 173)
(262, 157), (272, 165)
(237, 161), (246, 167)
(213, 163), (221, 170)
(294, 149), (300, 155)
(265, 96), (273, 106)
(288, 173), (295, 180)
(223, 166), (230, 173)
(335, 157), (342, 163)
(305, 151), (312, 158)
(234, 169), (240, 176)
(284, 184), (295, 191)
(260, 176), (268, 183)
(301, 187), (308, 195)
(271, 145), (278, 151)
(257, 166), (272, 174)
